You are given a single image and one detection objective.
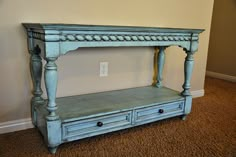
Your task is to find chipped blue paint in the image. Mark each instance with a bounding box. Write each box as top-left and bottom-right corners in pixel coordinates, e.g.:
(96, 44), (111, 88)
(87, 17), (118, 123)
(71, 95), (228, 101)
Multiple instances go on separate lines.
(22, 23), (204, 153)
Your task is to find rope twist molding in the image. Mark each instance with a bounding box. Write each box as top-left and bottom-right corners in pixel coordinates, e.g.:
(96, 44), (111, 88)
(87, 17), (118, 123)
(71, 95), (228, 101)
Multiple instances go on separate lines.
(30, 32), (199, 42)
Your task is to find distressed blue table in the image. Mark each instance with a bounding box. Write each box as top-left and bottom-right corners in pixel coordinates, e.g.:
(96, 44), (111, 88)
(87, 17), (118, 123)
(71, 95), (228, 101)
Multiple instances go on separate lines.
(22, 23), (204, 153)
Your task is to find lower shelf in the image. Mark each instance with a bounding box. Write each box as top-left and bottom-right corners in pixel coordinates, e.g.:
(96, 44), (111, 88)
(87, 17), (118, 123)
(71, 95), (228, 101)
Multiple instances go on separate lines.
(34, 86), (190, 153)
(37, 86), (184, 121)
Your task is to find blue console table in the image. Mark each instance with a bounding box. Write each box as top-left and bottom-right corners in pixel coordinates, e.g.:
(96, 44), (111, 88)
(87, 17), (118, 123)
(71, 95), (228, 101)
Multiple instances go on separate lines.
(22, 23), (204, 153)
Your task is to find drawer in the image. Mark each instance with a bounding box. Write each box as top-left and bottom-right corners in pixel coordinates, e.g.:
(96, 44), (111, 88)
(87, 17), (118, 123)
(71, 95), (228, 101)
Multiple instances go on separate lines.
(62, 111), (132, 141)
(134, 101), (184, 124)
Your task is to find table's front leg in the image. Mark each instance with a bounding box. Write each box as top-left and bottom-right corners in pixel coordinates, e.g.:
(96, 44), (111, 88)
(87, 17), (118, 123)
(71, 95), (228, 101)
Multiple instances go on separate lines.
(44, 57), (59, 120)
(181, 50), (194, 121)
(44, 57), (61, 153)
(181, 51), (194, 96)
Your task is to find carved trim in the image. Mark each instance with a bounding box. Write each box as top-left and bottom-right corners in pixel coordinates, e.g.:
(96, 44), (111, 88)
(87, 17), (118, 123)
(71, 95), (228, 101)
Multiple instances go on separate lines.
(29, 32), (199, 42)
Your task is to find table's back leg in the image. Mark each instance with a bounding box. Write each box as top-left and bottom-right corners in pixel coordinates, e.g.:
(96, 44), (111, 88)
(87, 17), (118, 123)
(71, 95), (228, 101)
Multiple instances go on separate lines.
(29, 45), (44, 126)
(152, 47), (158, 86)
(156, 46), (166, 88)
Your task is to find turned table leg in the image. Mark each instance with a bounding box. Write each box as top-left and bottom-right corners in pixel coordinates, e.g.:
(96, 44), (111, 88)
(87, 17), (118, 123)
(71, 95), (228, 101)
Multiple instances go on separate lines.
(29, 46), (44, 126)
(181, 52), (194, 96)
(181, 50), (195, 120)
(156, 46), (166, 88)
(44, 57), (61, 153)
(44, 57), (59, 121)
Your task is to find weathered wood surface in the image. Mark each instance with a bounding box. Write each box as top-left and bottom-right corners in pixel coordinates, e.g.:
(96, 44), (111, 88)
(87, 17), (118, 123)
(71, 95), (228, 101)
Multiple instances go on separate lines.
(22, 23), (204, 153)
(23, 23), (204, 57)
(37, 86), (184, 122)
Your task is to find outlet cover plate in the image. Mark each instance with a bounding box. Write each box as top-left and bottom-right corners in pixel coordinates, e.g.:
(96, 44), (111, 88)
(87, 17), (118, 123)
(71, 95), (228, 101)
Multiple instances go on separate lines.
(100, 62), (108, 77)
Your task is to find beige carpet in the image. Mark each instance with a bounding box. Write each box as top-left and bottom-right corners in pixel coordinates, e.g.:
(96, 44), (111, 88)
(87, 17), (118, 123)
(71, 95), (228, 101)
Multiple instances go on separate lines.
(0, 77), (235, 157)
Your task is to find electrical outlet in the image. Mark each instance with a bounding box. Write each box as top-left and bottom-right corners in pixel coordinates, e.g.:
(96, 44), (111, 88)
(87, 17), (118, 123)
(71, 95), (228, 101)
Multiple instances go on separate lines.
(100, 62), (108, 77)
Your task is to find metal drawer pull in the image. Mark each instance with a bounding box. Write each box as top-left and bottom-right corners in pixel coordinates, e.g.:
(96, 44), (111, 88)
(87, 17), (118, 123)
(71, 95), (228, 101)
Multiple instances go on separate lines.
(97, 121), (103, 127)
(158, 109), (164, 113)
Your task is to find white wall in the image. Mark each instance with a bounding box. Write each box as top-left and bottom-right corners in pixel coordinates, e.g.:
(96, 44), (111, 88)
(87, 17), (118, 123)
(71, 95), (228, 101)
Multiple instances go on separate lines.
(0, 0), (214, 123)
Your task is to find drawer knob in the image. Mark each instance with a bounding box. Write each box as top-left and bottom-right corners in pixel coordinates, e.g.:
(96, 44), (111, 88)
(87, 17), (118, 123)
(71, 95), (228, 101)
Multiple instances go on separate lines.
(97, 121), (103, 127)
(158, 109), (164, 113)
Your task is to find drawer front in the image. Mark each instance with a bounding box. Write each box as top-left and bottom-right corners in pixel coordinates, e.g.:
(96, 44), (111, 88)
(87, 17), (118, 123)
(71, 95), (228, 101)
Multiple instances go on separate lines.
(134, 101), (184, 124)
(62, 111), (132, 141)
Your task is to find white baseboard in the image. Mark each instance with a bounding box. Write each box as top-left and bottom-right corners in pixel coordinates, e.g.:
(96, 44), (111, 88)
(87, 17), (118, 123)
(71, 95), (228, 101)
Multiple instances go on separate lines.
(206, 71), (236, 82)
(191, 89), (205, 98)
(0, 118), (34, 134)
(0, 89), (204, 134)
